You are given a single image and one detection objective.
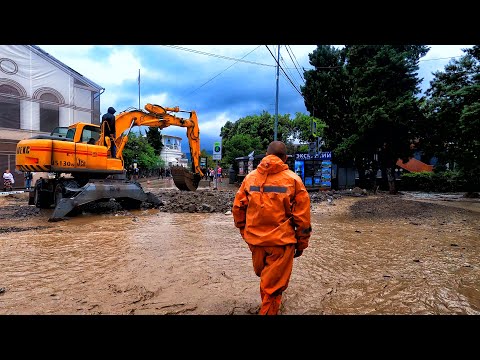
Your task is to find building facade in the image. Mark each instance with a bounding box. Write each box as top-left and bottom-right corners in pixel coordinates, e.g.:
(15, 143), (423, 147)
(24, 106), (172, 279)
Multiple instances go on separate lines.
(160, 134), (188, 168)
(0, 45), (103, 187)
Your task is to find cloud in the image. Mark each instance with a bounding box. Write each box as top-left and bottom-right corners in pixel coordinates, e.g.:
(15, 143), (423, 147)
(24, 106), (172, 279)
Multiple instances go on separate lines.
(36, 44), (474, 154)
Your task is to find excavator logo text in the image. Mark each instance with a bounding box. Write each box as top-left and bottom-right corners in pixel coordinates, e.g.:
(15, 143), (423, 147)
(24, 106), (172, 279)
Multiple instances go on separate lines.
(17, 146), (30, 154)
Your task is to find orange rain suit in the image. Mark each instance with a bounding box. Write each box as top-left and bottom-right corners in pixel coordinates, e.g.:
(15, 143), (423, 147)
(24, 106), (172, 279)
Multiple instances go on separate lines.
(232, 154), (311, 315)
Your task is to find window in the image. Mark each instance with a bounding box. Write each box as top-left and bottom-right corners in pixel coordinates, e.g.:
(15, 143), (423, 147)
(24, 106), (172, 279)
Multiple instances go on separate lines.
(39, 93), (60, 132)
(81, 125), (100, 143)
(66, 128), (76, 140)
(0, 84), (20, 129)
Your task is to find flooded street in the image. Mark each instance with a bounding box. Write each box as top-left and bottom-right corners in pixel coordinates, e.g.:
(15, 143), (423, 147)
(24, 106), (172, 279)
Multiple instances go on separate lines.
(0, 188), (479, 315)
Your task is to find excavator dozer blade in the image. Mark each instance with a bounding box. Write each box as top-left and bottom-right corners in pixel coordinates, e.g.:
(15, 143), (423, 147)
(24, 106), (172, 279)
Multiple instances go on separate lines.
(49, 179), (158, 221)
(170, 165), (201, 191)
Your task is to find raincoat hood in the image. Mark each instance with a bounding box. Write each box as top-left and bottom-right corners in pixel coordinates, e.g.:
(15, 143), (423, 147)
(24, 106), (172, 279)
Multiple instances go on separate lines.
(256, 154), (288, 175)
(107, 107), (116, 114)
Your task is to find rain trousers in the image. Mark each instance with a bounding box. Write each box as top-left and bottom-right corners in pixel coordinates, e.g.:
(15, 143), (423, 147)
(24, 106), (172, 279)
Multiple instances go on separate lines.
(232, 154), (311, 314)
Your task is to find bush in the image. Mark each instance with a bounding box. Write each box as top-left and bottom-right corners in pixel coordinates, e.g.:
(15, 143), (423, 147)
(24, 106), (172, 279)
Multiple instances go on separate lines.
(400, 170), (468, 192)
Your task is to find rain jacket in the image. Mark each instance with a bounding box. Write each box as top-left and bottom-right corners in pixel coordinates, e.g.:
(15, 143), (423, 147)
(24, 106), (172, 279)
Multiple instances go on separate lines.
(232, 154), (311, 251)
(101, 107), (116, 138)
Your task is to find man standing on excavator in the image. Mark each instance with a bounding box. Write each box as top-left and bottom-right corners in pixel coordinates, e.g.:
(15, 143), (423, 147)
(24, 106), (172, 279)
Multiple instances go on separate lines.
(101, 107), (116, 158)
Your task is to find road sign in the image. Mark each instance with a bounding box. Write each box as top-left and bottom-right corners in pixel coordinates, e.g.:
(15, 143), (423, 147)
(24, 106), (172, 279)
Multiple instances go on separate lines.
(213, 141), (222, 160)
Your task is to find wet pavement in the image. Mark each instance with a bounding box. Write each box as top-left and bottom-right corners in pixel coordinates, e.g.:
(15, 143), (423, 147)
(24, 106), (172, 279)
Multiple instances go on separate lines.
(0, 183), (479, 315)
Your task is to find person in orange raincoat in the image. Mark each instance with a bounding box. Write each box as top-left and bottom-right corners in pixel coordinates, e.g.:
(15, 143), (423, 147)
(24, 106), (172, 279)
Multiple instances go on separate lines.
(232, 141), (311, 315)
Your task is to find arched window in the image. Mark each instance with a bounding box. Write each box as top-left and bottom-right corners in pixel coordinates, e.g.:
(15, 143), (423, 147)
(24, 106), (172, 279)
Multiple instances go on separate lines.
(39, 93), (60, 132)
(0, 84), (20, 129)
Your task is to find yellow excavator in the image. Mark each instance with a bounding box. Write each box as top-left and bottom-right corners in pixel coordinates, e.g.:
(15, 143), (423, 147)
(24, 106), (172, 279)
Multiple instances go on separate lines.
(15, 103), (203, 220)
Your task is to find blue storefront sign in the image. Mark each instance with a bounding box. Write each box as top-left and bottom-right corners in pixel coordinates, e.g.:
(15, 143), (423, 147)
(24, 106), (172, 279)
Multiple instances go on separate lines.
(294, 152), (332, 189)
(295, 152), (332, 161)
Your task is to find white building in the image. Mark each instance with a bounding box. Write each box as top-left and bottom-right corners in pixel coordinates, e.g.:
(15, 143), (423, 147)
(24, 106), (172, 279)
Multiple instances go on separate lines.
(161, 134), (188, 168)
(0, 45), (103, 187)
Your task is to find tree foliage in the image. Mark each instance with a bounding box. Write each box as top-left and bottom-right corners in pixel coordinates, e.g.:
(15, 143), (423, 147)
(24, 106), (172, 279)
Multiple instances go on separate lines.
(302, 45), (429, 191)
(422, 45), (480, 189)
(302, 45), (352, 163)
(145, 127), (163, 156)
(123, 132), (161, 170)
(220, 111), (291, 168)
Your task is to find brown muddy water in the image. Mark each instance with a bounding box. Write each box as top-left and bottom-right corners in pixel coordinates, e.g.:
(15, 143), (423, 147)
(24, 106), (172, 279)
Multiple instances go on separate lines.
(0, 188), (479, 315)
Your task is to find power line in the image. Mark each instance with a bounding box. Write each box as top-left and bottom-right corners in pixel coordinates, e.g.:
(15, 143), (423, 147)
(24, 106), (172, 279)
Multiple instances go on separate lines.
(161, 45), (308, 70)
(420, 56), (463, 62)
(162, 45), (275, 68)
(287, 45), (306, 77)
(265, 45), (303, 97)
(280, 53), (303, 91)
(163, 45), (466, 70)
(285, 45), (305, 82)
(181, 45), (262, 98)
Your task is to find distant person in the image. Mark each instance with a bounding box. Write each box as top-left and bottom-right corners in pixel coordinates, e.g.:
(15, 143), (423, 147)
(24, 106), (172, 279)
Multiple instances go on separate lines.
(232, 141), (312, 315)
(101, 106), (116, 158)
(217, 166), (222, 183)
(126, 165), (133, 180)
(3, 169), (15, 192)
(24, 171), (33, 190)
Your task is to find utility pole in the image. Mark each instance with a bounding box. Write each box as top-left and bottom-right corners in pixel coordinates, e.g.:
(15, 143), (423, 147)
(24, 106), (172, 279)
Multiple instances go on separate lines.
(274, 45), (280, 141)
(138, 69), (141, 109)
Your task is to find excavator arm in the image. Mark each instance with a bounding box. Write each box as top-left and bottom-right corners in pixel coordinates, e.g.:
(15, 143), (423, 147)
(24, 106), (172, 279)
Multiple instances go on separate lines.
(99, 103), (203, 189)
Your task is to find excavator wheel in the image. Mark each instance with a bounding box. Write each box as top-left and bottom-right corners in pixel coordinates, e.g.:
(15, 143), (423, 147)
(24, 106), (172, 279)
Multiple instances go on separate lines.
(170, 166), (201, 191)
(34, 186), (52, 209)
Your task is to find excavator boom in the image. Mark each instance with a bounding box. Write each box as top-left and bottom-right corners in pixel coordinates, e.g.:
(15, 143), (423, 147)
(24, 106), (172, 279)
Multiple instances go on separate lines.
(106, 103), (203, 191)
(15, 103), (204, 220)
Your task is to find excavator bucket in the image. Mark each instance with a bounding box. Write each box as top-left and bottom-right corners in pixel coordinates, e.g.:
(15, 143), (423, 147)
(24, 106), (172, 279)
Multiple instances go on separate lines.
(49, 179), (161, 221)
(170, 166), (201, 191)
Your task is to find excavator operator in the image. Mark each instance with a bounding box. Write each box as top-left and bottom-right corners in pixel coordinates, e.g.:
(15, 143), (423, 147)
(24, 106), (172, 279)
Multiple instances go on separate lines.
(101, 106), (117, 157)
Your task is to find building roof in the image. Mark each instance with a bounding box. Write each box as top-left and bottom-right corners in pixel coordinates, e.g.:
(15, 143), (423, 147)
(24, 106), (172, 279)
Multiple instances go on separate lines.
(28, 45), (103, 92)
(163, 134), (182, 140)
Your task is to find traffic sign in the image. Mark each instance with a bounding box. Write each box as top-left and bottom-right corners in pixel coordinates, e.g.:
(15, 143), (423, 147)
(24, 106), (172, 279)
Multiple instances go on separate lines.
(213, 141), (222, 160)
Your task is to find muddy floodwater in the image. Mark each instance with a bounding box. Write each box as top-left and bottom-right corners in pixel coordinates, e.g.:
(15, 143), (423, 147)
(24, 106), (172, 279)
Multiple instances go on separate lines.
(0, 187), (479, 315)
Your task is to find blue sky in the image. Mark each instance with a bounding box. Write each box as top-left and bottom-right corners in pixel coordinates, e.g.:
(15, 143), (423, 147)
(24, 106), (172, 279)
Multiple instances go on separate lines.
(38, 45), (472, 154)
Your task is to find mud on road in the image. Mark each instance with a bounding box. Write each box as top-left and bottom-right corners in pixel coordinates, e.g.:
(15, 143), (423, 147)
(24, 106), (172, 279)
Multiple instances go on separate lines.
(0, 185), (479, 315)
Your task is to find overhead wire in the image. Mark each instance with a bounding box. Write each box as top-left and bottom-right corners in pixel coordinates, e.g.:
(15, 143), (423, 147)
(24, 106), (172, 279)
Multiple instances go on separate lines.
(285, 45), (306, 82)
(265, 45), (303, 97)
(162, 45), (466, 72)
(161, 45), (275, 68)
(280, 51), (303, 91)
(161, 45), (469, 102)
(180, 45), (262, 99)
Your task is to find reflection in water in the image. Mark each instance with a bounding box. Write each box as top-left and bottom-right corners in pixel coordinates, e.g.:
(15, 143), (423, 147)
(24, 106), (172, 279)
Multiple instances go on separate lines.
(0, 195), (479, 315)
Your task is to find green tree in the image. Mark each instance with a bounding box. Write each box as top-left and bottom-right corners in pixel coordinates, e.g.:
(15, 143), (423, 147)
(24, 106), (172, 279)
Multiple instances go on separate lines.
(302, 45), (352, 163)
(346, 45), (429, 192)
(222, 134), (262, 171)
(291, 112), (326, 143)
(220, 111), (295, 169)
(422, 45), (480, 190)
(123, 132), (159, 170)
(302, 45), (429, 192)
(145, 127), (163, 156)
